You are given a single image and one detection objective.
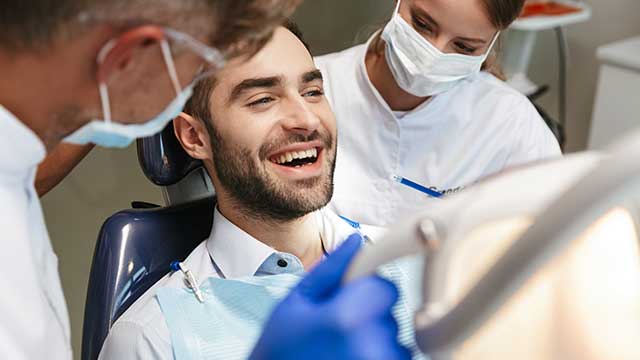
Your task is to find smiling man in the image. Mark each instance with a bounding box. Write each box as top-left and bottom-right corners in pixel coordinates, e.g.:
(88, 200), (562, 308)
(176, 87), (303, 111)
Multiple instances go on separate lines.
(98, 22), (416, 360)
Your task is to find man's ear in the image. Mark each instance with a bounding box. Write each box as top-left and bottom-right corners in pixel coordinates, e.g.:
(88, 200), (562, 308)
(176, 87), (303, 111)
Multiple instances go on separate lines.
(96, 25), (165, 83)
(173, 112), (212, 161)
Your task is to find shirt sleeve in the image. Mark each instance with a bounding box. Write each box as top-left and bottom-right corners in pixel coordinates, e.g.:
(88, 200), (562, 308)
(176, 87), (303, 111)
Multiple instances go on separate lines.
(98, 320), (173, 360)
(503, 97), (563, 168)
(0, 182), (51, 359)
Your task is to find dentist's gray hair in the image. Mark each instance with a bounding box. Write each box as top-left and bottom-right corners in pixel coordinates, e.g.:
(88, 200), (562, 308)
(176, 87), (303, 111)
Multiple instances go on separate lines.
(0, 0), (301, 56)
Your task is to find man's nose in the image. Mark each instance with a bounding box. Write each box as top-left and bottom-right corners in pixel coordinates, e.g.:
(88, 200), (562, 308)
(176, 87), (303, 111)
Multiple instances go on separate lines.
(280, 96), (321, 134)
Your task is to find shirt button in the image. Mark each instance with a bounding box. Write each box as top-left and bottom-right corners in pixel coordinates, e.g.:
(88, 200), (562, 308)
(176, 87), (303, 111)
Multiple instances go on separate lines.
(277, 259), (288, 268)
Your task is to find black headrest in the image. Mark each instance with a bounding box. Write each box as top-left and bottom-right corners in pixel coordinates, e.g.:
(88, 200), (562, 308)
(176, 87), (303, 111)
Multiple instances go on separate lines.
(137, 121), (203, 186)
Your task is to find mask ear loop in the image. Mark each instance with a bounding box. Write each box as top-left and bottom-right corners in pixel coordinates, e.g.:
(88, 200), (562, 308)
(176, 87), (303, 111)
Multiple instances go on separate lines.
(98, 83), (112, 125)
(484, 31), (501, 56)
(394, 0), (402, 15)
(96, 40), (116, 125)
(160, 39), (182, 96)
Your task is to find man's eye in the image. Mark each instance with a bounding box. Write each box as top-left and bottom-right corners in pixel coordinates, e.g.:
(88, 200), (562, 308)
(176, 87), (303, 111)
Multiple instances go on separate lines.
(248, 97), (274, 107)
(455, 42), (477, 55)
(303, 89), (324, 98)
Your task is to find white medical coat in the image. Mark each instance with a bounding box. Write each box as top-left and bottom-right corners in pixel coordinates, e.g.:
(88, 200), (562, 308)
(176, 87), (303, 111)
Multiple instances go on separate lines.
(315, 40), (562, 227)
(0, 106), (72, 359)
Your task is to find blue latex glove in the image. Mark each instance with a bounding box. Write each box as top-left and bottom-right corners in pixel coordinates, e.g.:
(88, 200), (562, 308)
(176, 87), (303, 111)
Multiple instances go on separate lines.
(250, 233), (411, 360)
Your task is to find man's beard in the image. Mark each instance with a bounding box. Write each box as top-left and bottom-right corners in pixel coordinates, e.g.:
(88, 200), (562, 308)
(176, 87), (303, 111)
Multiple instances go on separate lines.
(209, 127), (336, 222)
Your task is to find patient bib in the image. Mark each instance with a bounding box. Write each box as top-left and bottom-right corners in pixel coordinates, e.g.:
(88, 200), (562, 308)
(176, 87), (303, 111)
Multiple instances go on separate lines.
(157, 273), (301, 360)
(157, 266), (424, 360)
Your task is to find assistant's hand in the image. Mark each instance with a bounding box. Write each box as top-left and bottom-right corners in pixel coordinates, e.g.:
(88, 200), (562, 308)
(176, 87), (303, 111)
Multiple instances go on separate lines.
(250, 233), (411, 360)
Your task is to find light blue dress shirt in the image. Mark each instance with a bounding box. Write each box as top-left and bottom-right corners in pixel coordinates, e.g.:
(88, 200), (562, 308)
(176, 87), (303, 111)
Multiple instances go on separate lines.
(99, 208), (362, 359)
(100, 207), (425, 359)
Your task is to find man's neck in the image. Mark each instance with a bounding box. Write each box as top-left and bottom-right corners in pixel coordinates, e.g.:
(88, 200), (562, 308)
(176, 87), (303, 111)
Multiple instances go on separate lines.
(217, 198), (325, 269)
(365, 43), (430, 113)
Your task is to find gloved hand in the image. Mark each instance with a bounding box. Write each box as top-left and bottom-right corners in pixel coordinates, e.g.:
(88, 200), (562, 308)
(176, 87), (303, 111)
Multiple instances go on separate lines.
(250, 233), (411, 360)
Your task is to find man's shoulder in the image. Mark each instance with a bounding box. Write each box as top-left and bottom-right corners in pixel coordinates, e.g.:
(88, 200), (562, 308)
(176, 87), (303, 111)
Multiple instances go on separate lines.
(100, 241), (211, 359)
(116, 274), (175, 327)
(99, 274), (173, 360)
(114, 240), (211, 326)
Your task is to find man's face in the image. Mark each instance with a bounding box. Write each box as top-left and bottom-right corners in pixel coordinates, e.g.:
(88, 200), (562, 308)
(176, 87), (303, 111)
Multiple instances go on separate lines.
(204, 27), (337, 221)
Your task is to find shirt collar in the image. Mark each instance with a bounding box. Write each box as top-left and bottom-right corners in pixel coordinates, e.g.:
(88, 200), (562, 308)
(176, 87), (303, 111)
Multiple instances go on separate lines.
(0, 105), (46, 175)
(206, 208), (277, 279)
(205, 208), (360, 279)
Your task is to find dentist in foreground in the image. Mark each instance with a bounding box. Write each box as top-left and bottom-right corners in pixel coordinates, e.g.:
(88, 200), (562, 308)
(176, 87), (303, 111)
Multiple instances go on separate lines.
(0, 1), (407, 359)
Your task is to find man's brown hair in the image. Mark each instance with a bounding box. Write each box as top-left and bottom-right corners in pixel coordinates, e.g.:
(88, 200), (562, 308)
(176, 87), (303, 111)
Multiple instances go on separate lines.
(183, 19), (309, 140)
(0, 0), (301, 54)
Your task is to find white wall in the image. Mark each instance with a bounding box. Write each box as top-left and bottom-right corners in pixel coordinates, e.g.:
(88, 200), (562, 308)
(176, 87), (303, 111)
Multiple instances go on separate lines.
(527, 0), (640, 152)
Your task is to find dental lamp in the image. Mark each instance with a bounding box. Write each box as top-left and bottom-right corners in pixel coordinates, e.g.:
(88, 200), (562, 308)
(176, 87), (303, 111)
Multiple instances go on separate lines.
(347, 131), (640, 359)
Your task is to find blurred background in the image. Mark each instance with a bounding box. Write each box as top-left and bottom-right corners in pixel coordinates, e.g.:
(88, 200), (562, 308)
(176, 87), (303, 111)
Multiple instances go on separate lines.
(40, 0), (640, 356)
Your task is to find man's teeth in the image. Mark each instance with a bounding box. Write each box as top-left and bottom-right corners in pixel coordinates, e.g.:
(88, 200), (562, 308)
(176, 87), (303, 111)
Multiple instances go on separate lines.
(273, 148), (318, 165)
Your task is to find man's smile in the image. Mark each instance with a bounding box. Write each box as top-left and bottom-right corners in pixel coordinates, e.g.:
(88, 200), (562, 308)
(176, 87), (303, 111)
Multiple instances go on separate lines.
(267, 141), (326, 180)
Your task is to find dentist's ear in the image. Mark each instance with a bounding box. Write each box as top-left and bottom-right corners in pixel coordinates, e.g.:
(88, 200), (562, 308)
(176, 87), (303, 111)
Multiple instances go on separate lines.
(173, 112), (212, 161)
(96, 25), (165, 82)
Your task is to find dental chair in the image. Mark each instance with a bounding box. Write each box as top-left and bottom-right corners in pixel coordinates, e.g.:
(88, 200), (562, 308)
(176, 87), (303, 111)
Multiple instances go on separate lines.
(81, 122), (215, 360)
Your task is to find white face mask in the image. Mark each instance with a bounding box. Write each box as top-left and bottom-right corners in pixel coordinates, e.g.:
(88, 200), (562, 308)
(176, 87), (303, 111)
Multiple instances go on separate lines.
(381, 0), (499, 97)
(64, 28), (225, 148)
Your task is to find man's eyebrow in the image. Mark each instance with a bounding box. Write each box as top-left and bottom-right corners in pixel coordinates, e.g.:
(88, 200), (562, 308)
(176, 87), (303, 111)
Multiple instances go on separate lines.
(228, 76), (282, 103)
(302, 69), (323, 83)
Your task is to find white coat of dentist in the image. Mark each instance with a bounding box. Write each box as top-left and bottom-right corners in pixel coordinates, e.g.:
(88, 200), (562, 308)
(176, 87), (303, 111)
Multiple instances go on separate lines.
(317, 0), (562, 226)
(0, 1), (407, 359)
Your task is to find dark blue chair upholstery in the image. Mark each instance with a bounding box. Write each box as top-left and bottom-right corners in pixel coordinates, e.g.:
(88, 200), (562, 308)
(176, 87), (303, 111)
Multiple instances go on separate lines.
(136, 121), (203, 186)
(82, 118), (213, 359)
(81, 196), (215, 360)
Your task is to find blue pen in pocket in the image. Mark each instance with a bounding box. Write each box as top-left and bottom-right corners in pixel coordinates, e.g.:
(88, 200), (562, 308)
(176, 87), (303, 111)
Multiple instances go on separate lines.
(392, 175), (443, 199)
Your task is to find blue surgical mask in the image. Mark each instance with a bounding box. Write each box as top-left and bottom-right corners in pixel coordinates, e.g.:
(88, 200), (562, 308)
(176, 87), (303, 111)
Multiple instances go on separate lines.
(64, 29), (224, 148)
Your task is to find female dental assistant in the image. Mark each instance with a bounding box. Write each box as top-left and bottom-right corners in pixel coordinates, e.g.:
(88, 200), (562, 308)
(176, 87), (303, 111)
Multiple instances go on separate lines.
(316, 0), (561, 226)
